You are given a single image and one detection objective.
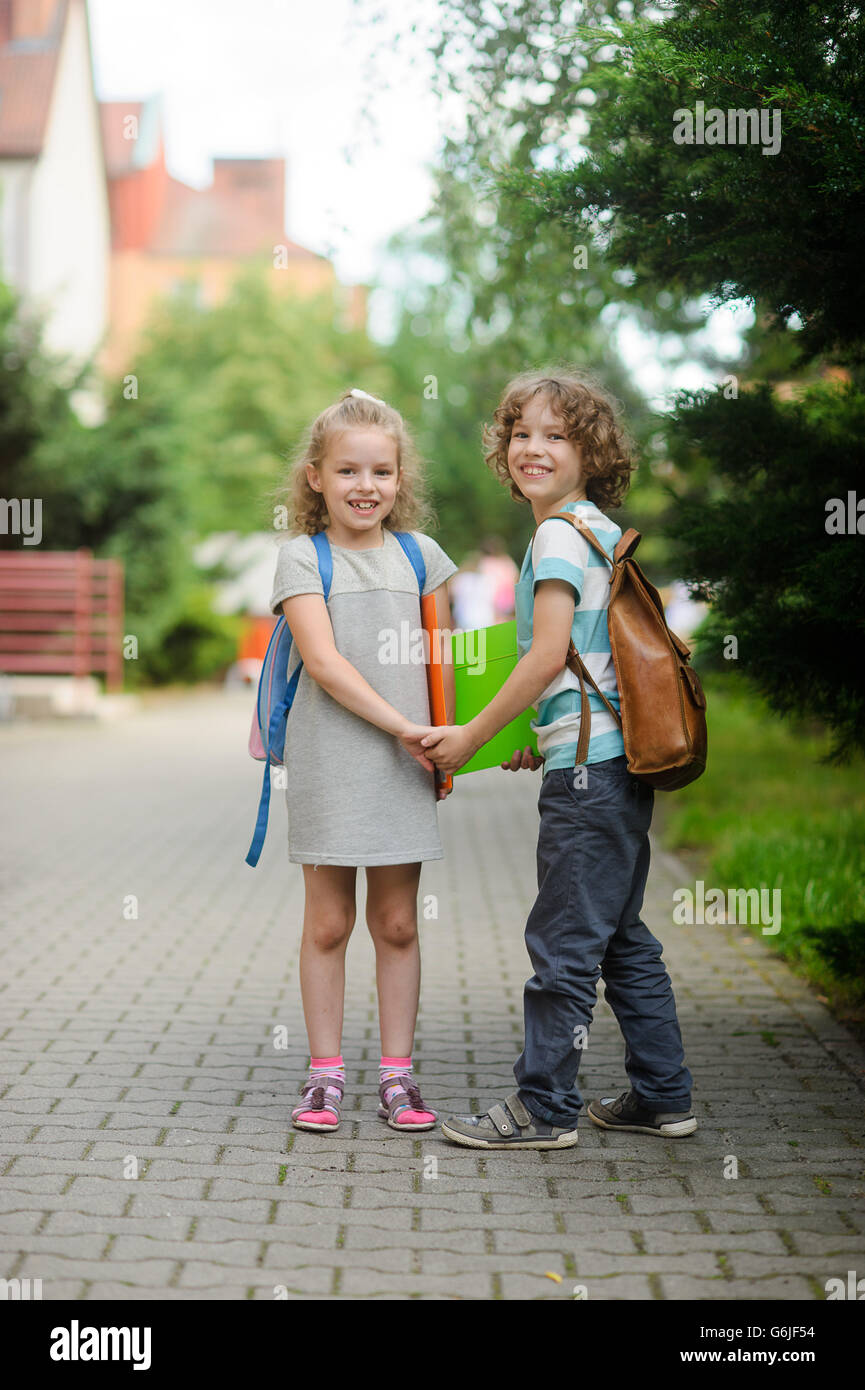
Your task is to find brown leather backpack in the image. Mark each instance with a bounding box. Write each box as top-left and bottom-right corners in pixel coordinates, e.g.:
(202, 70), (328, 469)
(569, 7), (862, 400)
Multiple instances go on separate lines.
(549, 511), (707, 790)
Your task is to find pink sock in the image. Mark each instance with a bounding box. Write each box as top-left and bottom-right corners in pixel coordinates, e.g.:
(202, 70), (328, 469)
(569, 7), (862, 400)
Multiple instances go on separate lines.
(380, 1055), (435, 1124)
(295, 1055), (343, 1125)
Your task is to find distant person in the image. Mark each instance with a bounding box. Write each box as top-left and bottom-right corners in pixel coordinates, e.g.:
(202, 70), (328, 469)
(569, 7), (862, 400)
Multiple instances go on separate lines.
(664, 580), (708, 641)
(268, 388), (457, 1136)
(478, 535), (519, 622)
(449, 552), (496, 630)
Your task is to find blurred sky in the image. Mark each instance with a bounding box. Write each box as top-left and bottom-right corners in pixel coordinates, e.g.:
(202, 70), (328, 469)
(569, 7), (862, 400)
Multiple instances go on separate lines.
(88, 0), (748, 405)
(89, 0), (442, 282)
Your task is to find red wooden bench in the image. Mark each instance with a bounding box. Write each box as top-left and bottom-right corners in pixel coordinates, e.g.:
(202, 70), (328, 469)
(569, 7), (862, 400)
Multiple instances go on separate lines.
(0, 549), (124, 690)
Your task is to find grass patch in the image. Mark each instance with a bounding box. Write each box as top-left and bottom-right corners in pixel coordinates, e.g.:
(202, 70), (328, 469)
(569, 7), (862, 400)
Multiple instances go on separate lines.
(658, 674), (865, 1024)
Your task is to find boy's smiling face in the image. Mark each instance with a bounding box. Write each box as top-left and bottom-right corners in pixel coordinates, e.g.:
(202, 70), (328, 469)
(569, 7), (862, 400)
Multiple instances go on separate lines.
(507, 392), (588, 521)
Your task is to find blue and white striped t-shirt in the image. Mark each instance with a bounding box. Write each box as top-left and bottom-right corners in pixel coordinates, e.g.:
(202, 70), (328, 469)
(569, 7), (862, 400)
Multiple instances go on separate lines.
(515, 499), (625, 769)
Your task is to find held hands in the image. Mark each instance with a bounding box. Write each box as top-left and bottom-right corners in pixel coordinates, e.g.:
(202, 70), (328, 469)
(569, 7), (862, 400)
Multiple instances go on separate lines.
(420, 724), (480, 777)
(398, 723), (439, 772)
(402, 722), (544, 781)
(398, 723), (456, 798)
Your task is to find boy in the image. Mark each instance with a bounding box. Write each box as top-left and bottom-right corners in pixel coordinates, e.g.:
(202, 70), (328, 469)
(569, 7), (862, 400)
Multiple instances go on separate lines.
(419, 370), (695, 1148)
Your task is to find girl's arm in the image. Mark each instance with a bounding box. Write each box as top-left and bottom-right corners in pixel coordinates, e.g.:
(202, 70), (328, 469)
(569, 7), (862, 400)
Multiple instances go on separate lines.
(421, 577), (575, 774)
(281, 593), (435, 770)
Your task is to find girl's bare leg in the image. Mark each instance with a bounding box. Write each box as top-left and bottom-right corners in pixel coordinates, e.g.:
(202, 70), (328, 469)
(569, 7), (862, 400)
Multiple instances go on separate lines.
(299, 864), (357, 1058)
(365, 862), (423, 1058)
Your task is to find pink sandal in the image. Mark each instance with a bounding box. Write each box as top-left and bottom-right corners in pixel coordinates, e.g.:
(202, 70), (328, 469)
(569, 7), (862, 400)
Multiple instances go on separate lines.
(291, 1074), (344, 1132)
(377, 1074), (438, 1131)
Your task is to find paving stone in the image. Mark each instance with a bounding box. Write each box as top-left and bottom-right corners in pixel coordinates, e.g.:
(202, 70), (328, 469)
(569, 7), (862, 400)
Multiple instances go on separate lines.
(0, 1233), (107, 1260)
(84, 1283), (253, 1300)
(174, 1263), (334, 1294)
(107, 1234), (261, 1265)
(519, 1272), (659, 1300)
(496, 1228), (636, 1256)
(724, 1252), (841, 1279)
(789, 1231), (865, 1255)
(14, 1254), (178, 1285)
(0, 1210), (49, 1235)
(575, 1250), (721, 1276)
(648, 1229), (794, 1255)
(562, 1210), (706, 1234)
(658, 1274), (819, 1300)
(337, 1270), (492, 1298)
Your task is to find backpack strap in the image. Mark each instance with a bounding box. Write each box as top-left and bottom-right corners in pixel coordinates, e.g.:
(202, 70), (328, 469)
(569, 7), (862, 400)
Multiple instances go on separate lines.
(566, 514), (691, 655)
(565, 640), (623, 742)
(547, 509), (622, 574)
(245, 532), (335, 868)
(310, 531), (334, 601)
(393, 531), (426, 595)
(534, 511), (625, 764)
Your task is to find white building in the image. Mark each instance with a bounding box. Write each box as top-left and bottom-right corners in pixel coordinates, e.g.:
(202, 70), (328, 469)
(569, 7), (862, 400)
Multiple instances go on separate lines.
(0, 0), (110, 419)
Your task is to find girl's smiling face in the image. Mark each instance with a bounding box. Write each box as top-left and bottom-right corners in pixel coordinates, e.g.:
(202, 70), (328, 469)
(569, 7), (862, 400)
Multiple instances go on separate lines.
(507, 393), (587, 519)
(307, 427), (400, 545)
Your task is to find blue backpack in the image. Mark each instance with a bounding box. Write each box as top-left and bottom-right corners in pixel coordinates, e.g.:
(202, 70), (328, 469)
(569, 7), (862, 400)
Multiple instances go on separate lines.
(245, 529), (427, 866)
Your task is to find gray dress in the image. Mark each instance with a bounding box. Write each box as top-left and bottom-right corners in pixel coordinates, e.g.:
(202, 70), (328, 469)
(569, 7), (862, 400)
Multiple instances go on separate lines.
(268, 529), (458, 866)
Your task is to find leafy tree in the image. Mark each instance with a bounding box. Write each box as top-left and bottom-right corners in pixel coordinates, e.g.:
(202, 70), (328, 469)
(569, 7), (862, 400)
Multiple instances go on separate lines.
(419, 0), (718, 351)
(485, 0), (865, 362)
(126, 270), (385, 535)
(380, 271), (672, 567)
(369, 0), (747, 573)
(414, 0), (865, 755)
(0, 281), (83, 524)
(666, 379), (865, 760)
(4, 268), (388, 682)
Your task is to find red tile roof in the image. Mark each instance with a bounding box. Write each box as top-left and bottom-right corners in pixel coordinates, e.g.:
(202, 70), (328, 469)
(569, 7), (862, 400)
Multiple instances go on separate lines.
(149, 161), (323, 259)
(0, 0), (325, 264)
(0, 1), (68, 156)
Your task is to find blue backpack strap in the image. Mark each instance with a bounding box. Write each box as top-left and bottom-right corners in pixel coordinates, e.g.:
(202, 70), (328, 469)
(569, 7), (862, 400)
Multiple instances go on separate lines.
(245, 532), (333, 867)
(310, 530), (334, 601)
(245, 662), (304, 867)
(393, 531), (426, 595)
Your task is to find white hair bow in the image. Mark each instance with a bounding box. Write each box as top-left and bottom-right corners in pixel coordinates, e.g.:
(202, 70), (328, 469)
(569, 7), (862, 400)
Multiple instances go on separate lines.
(349, 387), (385, 404)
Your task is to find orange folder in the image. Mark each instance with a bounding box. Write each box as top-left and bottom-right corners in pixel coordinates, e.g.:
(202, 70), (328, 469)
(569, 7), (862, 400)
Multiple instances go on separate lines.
(421, 593), (453, 793)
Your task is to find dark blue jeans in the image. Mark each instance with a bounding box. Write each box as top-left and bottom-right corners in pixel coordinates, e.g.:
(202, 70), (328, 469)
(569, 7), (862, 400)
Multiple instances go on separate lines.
(514, 757), (693, 1128)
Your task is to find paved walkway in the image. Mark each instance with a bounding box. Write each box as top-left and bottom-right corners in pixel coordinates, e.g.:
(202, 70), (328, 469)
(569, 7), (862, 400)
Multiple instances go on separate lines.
(1, 690), (863, 1301)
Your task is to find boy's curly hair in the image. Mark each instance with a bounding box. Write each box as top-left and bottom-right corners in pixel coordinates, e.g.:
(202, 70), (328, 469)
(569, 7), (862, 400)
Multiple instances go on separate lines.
(275, 390), (433, 536)
(483, 368), (635, 510)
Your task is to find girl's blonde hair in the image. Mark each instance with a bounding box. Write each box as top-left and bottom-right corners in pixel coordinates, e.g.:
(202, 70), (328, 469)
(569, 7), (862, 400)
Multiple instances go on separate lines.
(483, 368), (635, 510)
(278, 390), (433, 536)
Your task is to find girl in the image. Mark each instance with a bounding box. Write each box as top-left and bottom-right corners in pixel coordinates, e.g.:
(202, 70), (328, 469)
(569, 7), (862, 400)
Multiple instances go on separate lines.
(422, 369), (695, 1148)
(268, 388), (457, 1134)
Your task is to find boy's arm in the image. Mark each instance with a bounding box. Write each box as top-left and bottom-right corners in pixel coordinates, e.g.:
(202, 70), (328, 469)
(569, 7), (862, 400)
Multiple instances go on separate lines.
(281, 593), (435, 769)
(421, 577), (576, 772)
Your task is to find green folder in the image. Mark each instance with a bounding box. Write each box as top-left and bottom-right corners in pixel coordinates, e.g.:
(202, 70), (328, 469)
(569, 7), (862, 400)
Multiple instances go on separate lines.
(450, 620), (539, 775)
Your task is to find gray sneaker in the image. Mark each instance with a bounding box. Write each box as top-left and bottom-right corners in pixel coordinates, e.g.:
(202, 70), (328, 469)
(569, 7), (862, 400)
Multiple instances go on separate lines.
(441, 1091), (579, 1150)
(588, 1089), (697, 1137)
